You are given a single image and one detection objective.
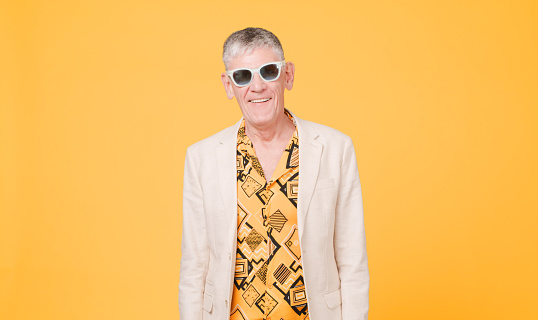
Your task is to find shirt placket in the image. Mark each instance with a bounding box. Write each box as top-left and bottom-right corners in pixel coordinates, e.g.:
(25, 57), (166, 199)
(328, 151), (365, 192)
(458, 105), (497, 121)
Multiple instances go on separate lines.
(263, 180), (275, 320)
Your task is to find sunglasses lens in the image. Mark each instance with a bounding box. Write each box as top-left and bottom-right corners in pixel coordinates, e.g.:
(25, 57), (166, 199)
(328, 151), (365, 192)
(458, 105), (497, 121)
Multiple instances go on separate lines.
(260, 64), (280, 81)
(232, 70), (252, 86)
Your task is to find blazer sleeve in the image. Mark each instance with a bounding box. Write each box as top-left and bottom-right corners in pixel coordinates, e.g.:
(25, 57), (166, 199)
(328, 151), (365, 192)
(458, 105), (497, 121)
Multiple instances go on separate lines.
(178, 146), (210, 320)
(334, 136), (370, 320)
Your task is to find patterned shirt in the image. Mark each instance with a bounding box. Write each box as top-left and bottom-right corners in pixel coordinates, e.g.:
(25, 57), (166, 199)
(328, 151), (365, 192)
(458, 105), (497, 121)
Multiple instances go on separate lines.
(230, 112), (309, 320)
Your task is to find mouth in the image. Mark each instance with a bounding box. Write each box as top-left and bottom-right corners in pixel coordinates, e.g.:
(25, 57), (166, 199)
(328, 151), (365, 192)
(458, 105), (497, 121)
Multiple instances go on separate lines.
(249, 98), (271, 103)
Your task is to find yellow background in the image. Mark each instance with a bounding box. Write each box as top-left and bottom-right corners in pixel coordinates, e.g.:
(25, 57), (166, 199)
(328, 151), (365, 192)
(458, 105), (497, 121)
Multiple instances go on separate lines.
(1, 0), (537, 319)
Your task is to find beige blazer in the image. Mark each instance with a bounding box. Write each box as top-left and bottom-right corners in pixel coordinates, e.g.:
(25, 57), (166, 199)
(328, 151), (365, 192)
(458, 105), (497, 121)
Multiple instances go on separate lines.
(179, 111), (369, 320)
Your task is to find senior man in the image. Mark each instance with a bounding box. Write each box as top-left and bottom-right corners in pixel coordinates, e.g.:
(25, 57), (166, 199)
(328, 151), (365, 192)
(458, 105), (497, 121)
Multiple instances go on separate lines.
(179, 27), (369, 320)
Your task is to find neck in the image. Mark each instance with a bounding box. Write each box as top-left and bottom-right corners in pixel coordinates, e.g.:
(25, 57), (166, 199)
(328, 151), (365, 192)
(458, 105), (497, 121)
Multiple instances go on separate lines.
(245, 112), (294, 145)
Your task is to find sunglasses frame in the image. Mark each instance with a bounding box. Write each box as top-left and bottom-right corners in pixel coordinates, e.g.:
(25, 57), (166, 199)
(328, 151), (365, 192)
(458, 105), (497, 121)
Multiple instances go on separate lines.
(227, 60), (287, 87)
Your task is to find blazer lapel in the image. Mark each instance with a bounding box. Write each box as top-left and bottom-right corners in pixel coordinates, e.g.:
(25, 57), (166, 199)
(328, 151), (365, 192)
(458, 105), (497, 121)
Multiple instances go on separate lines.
(216, 119), (243, 252)
(291, 112), (323, 240)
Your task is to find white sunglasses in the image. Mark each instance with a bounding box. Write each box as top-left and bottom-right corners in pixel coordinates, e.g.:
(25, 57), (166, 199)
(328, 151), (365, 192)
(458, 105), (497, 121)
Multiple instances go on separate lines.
(227, 61), (286, 87)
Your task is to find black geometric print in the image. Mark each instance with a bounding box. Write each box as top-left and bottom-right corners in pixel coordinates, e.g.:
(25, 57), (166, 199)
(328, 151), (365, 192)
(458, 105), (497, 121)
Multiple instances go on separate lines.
(235, 258), (250, 278)
(251, 156), (265, 179)
(256, 261), (268, 283)
(283, 227), (301, 262)
(234, 253), (265, 291)
(238, 126), (246, 138)
(230, 307), (247, 320)
(256, 186), (274, 205)
(237, 169), (248, 182)
(242, 284), (261, 307)
(245, 229), (264, 251)
(261, 207), (269, 227)
(266, 229), (282, 263)
(234, 250), (255, 290)
(288, 277), (308, 315)
(255, 291), (278, 315)
(290, 284), (307, 306)
(238, 204), (248, 229)
(268, 209), (287, 232)
(286, 180), (299, 199)
(278, 172), (299, 207)
(242, 176), (262, 198)
(289, 260), (303, 273)
(237, 154), (245, 172)
(286, 139), (299, 168)
(273, 263), (292, 284)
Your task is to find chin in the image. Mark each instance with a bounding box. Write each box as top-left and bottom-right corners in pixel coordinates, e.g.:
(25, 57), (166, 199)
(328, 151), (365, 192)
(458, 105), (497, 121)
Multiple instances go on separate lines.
(245, 107), (275, 120)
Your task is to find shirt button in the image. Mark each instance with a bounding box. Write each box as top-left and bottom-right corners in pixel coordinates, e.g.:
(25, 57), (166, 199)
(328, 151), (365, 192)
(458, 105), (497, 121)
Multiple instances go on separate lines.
(225, 299), (228, 306)
(228, 253), (231, 260)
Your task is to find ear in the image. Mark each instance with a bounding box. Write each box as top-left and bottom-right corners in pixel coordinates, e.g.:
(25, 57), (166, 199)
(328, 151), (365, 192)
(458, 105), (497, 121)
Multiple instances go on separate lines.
(221, 73), (235, 99)
(284, 61), (295, 91)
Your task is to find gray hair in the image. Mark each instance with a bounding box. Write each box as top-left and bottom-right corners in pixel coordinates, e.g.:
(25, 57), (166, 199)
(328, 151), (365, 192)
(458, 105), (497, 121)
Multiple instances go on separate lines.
(222, 27), (285, 70)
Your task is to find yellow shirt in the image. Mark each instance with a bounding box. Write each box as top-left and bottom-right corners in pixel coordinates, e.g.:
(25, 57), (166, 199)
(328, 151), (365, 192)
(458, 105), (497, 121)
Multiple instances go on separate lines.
(230, 112), (309, 320)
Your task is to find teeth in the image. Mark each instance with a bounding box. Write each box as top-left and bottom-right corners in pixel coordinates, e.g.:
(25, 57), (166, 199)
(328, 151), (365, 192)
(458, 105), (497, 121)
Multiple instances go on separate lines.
(250, 98), (270, 103)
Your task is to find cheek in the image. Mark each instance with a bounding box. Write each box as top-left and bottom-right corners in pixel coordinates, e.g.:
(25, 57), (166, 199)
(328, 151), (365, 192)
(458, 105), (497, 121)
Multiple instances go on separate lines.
(234, 89), (248, 101)
(272, 88), (285, 101)
(268, 85), (281, 96)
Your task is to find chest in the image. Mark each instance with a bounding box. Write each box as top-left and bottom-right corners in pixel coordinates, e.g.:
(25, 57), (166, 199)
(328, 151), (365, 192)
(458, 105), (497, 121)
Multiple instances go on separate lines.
(253, 144), (285, 181)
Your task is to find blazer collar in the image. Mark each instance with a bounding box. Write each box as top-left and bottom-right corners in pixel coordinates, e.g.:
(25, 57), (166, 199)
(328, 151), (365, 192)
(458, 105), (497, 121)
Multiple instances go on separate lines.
(216, 118), (242, 252)
(216, 109), (323, 242)
(292, 110), (323, 240)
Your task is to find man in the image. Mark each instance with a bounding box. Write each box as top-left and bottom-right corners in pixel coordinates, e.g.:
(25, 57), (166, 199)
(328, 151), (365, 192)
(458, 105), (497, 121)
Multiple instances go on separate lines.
(179, 27), (369, 320)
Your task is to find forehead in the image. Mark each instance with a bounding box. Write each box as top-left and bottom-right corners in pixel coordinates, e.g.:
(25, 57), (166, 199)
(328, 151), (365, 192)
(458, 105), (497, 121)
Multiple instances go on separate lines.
(227, 47), (281, 70)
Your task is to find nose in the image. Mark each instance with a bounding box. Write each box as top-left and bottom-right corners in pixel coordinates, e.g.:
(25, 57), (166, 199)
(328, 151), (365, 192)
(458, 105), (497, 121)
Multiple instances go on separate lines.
(249, 72), (266, 92)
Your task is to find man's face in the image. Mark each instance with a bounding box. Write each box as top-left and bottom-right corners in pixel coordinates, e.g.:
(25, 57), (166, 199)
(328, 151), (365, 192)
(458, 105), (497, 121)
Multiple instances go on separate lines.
(221, 47), (295, 128)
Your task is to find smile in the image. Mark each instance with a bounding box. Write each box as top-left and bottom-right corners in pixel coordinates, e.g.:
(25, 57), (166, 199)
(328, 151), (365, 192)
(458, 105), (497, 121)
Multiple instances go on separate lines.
(249, 98), (271, 103)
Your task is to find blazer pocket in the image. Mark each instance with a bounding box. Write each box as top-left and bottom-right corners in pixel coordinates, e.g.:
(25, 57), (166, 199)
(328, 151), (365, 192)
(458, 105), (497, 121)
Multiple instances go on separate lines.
(203, 291), (213, 312)
(314, 178), (335, 191)
(324, 287), (342, 309)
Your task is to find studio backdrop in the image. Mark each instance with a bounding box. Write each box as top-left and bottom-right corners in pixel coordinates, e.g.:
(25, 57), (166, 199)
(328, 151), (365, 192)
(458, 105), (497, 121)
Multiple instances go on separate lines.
(1, 1), (537, 319)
